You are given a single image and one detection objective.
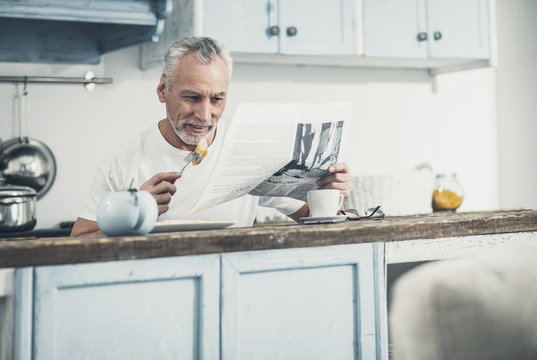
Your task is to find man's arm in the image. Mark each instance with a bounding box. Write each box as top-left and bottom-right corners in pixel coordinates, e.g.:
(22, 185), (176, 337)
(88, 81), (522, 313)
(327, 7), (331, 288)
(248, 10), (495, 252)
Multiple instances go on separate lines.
(71, 172), (183, 237)
(289, 162), (354, 223)
(70, 217), (103, 237)
(288, 203), (310, 223)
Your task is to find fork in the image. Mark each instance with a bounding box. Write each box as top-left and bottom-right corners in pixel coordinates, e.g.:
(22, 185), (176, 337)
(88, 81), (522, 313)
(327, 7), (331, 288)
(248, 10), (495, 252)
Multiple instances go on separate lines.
(180, 151), (201, 173)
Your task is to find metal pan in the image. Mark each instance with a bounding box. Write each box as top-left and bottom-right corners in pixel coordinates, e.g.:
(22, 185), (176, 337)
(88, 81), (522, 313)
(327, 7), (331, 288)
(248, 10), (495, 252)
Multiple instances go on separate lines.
(0, 84), (57, 200)
(0, 136), (56, 200)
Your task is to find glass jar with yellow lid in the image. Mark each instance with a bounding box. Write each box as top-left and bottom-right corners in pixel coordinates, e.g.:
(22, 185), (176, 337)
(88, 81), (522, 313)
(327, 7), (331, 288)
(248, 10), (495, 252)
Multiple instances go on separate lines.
(432, 173), (464, 211)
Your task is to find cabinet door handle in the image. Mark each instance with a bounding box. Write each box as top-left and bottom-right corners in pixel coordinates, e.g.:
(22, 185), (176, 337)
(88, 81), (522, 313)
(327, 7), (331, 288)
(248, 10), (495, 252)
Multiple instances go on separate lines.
(267, 25), (280, 36)
(286, 26), (298, 37)
(433, 31), (442, 41)
(417, 32), (428, 42)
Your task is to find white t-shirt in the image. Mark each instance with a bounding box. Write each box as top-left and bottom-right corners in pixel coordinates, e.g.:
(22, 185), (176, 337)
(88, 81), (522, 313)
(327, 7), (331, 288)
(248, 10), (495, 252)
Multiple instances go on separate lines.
(79, 122), (304, 227)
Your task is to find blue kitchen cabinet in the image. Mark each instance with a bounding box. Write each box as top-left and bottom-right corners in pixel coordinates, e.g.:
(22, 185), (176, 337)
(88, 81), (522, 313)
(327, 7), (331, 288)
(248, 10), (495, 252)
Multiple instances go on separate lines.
(363, 0), (490, 59)
(0, 0), (172, 64)
(14, 255), (221, 360)
(221, 243), (387, 360)
(13, 244), (387, 359)
(203, 0), (354, 55)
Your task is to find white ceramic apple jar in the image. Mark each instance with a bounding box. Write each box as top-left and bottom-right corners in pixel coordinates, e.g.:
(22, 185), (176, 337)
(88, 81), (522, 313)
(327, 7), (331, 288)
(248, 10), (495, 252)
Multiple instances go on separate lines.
(97, 189), (158, 236)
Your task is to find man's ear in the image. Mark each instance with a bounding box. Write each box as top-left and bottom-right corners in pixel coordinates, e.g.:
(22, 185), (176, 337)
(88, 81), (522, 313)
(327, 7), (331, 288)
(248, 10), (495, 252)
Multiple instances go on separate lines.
(156, 75), (166, 103)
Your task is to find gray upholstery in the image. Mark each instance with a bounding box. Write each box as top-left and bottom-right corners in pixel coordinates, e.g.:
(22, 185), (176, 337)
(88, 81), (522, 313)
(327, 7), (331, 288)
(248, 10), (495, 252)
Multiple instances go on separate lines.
(389, 244), (537, 360)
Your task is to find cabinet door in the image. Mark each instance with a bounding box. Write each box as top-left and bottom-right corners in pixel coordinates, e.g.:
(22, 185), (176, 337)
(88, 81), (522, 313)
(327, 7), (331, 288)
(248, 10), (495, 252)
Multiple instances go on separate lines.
(363, 0), (428, 58)
(363, 0), (490, 59)
(221, 244), (387, 360)
(279, 0), (354, 55)
(427, 0), (490, 58)
(204, 0), (278, 53)
(28, 255), (220, 360)
(203, 0), (354, 55)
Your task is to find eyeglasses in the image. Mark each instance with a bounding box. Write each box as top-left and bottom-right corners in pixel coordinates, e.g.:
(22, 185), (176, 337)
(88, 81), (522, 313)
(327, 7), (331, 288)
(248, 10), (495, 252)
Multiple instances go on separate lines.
(340, 206), (385, 221)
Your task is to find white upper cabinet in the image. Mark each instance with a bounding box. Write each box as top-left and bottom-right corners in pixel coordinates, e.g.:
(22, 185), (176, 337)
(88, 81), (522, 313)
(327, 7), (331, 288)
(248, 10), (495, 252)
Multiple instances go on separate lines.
(140, 0), (494, 72)
(427, 0), (490, 58)
(203, 0), (355, 55)
(363, 0), (490, 59)
(203, 0), (278, 54)
(362, 0), (428, 58)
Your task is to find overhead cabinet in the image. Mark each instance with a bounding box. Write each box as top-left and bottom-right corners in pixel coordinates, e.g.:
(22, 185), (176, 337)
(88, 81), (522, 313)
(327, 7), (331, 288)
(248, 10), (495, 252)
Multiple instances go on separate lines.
(203, 0), (355, 55)
(140, 0), (355, 69)
(0, 0), (172, 64)
(362, 0), (490, 59)
(140, 0), (494, 73)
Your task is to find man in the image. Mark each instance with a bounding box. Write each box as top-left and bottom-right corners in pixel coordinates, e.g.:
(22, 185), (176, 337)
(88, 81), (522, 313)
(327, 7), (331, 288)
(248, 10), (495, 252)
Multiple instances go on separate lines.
(71, 37), (353, 237)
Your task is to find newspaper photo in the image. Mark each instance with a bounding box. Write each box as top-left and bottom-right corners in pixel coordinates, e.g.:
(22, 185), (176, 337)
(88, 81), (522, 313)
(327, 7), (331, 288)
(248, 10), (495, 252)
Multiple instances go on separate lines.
(189, 102), (351, 213)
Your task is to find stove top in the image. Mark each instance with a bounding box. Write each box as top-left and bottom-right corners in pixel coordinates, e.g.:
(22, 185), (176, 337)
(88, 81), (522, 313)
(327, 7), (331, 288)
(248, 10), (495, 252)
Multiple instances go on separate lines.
(0, 227), (72, 239)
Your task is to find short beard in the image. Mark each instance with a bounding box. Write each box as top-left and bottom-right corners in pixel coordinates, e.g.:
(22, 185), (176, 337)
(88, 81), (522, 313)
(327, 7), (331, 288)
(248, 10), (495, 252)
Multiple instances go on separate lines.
(170, 118), (216, 145)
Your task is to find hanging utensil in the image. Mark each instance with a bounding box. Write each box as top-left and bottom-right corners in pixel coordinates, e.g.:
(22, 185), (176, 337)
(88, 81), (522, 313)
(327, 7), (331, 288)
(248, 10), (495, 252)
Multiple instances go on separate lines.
(0, 82), (57, 200)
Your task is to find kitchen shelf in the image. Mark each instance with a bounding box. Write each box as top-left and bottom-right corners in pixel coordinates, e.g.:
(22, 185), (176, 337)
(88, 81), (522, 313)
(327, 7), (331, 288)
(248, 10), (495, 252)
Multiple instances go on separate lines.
(231, 53), (493, 75)
(0, 74), (112, 85)
(0, 72), (113, 91)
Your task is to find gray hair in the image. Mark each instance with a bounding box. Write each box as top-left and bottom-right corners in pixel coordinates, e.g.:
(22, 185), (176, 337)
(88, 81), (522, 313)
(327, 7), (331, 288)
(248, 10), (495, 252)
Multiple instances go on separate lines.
(162, 36), (233, 89)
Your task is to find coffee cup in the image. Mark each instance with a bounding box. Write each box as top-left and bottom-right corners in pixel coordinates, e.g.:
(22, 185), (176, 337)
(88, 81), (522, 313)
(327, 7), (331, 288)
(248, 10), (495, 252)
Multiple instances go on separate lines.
(307, 189), (344, 217)
(97, 189), (158, 236)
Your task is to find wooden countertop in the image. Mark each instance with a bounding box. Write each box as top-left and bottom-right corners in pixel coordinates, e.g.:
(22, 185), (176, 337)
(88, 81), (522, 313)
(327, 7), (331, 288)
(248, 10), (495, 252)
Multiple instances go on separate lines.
(1, 209), (536, 268)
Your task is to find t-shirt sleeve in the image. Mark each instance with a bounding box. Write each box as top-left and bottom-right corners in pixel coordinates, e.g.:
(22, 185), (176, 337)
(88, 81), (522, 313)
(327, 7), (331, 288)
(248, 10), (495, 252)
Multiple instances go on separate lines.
(258, 196), (305, 216)
(78, 151), (125, 222)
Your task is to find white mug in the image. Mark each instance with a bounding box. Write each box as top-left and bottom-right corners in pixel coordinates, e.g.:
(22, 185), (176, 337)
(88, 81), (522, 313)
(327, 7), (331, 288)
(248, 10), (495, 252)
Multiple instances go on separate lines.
(307, 189), (344, 217)
(97, 190), (158, 236)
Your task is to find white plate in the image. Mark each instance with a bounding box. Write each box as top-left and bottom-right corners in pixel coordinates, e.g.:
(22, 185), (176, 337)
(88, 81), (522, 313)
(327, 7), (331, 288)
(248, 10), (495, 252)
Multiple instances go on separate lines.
(150, 219), (237, 233)
(299, 215), (347, 224)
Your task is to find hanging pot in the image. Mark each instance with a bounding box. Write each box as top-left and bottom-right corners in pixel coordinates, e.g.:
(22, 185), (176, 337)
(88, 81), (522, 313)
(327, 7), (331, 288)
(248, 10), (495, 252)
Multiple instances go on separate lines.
(0, 84), (57, 200)
(0, 184), (37, 232)
(0, 137), (56, 200)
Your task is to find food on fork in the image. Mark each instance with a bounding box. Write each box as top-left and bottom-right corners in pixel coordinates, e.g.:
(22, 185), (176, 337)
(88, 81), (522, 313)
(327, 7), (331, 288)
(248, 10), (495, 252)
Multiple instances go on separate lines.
(192, 137), (208, 165)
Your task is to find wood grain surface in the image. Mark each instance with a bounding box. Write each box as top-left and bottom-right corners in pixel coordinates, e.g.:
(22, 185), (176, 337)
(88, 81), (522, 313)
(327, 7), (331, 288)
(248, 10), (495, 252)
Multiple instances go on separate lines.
(0, 210), (536, 268)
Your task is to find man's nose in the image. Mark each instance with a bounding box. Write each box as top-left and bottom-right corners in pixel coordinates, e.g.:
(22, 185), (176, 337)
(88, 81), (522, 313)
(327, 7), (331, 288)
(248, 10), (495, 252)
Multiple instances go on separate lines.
(195, 99), (212, 122)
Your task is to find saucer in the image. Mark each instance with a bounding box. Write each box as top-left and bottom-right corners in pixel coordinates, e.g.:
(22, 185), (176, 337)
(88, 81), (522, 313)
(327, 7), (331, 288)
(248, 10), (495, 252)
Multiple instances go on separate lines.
(299, 215), (347, 224)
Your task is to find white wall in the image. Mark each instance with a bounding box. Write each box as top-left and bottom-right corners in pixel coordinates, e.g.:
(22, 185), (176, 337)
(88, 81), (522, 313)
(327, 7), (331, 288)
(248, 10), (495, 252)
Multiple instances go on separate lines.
(229, 64), (498, 197)
(496, 0), (537, 210)
(0, 51), (500, 229)
(10, 5), (537, 228)
(0, 55), (167, 229)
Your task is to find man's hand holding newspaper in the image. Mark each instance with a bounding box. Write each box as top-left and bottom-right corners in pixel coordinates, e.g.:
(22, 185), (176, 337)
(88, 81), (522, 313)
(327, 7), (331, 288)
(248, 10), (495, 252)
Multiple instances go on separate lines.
(190, 103), (352, 214)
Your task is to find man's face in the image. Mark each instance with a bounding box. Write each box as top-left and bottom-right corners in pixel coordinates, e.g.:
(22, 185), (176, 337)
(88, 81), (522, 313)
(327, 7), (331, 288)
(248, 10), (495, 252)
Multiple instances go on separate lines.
(159, 52), (229, 147)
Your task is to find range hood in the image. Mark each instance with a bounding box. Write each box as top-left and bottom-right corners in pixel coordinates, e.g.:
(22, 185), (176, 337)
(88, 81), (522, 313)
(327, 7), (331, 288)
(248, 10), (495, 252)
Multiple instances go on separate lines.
(0, 0), (172, 64)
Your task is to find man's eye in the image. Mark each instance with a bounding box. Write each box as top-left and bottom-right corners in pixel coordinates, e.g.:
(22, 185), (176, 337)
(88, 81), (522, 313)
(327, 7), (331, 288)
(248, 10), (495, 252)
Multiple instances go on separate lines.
(184, 96), (200, 101)
(212, 97), (224, 102)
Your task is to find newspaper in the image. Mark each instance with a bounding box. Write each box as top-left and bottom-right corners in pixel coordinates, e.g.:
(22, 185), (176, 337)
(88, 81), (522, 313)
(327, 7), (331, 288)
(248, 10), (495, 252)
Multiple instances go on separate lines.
(190, 102), (351, 213)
